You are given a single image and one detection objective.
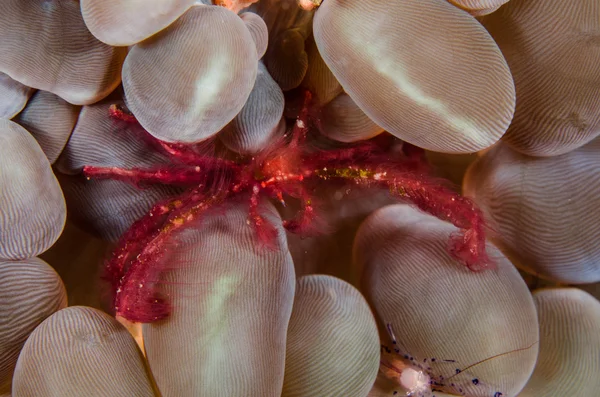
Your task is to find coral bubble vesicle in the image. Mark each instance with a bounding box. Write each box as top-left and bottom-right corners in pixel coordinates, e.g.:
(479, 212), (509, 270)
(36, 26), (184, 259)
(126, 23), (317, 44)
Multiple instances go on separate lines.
(122, 4), (258, 143)
(219, 61), (285, 154)
(0, 119), (66, 260)
(519, 288), (600, 397)
(0, 73), (34, 119)
(12, 307), (155, 397)
(448, 0), (509, 16)
(313, 0), (516, 153)
(80, 0), (197, 46)
(142, 204), (295, 396)
(0, 258), (67, 394)
(240, 11), (269, 59)
(0, 0), (126, 105)
(282, 275), (379, 397)
(14, 90), (81, 165)
(464, 140), (600, 284)
(355, 205), (539, 397)
(319, 93), (384, 143)
(481, 0), (600, 157)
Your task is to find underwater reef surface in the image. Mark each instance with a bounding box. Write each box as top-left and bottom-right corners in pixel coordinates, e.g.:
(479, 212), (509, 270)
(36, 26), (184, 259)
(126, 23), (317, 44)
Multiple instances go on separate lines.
(0, 0), (599, 396)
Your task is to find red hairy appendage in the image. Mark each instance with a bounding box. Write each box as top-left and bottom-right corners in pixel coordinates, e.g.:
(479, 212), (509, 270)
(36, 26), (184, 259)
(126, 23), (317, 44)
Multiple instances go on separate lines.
(83, 93), (492, 323)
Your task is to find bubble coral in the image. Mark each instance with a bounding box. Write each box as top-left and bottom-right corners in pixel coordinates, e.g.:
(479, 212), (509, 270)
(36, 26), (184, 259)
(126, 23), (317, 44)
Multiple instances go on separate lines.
(2, 0), (599, 396)
(464, 139), (600, 283)
(481, 0), (600, 156)
(312, 0), (516, 153)
(0, 259), (66, 394)
(448, 0), (509, 16)
(251, 0), (314, 91)
(140, 202), (295, 395)
(355, 205), (539, 397)
(0, 73), (34, 119)
(12, 307), (155, 396)
(0, 119), (66, 260)
(14, 91), (81, 165)
(0, 0), (126, 105)
(519, 288), (600, 397)
(282, 275), (380, 396)
(219, 61), (285, 153)
(122, 4), (259, 143)
(80, 0), (197, 46)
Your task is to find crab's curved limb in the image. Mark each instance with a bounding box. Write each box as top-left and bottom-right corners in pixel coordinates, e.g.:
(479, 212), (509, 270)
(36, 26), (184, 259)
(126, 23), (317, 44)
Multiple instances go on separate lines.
(279, 187), (320, 236)
(154, 140), (239, 170)
(247, 183), (279, 248)
(312, 165), (492, 271)
(83, 165), (209, 188)
(115, 193), (228, 323)
(384, 174), (490, 271)
(109, 103), (238, 169)
(104, 195), (187, 295)
(289, 90), (313, 148)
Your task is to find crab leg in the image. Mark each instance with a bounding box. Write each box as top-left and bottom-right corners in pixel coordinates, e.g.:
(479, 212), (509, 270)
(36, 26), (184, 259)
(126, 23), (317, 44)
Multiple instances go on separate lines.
(289, 90), (313, 148)
(313, 166), (491, 271)
(83, 165), (210, 187)
(104, 195), (187, 291)
(108, 103), (238, 169)
(280, 187), (318, 235)
(154, 140), (239, 170)
(247, 183), (279, 247)
(114, 193), (227, 323)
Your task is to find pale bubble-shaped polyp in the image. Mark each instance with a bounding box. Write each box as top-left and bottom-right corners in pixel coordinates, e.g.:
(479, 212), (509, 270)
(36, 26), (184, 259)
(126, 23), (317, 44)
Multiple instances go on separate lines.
(12, 307), (155, 397)
(282, 275), (380, 397)
(355, 205), (538, 397)
(0, 258), (66, 394)
(464, 140), (600, 283)
(143, 202), (295, 396)
(0, 0), (126, 105)
(123, 5), (258, 143)
(0, 119), (66, 260)
(313, 0), (515, 153)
